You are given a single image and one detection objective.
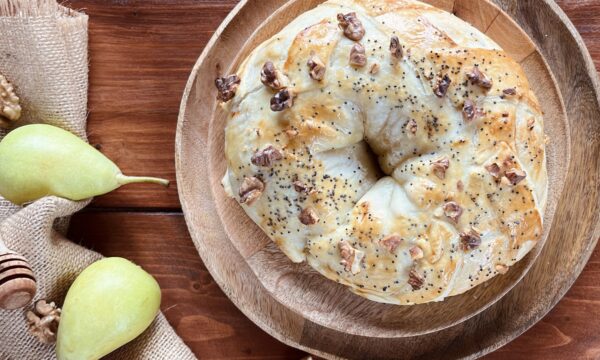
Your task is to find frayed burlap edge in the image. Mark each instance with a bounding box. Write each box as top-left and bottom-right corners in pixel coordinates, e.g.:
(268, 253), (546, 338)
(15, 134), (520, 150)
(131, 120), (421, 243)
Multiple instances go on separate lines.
(0, 1), (196, 359)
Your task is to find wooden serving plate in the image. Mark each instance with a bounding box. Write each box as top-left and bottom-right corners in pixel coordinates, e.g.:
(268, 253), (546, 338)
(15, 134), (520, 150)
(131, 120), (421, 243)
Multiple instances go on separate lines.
(176, 0), (599, 358)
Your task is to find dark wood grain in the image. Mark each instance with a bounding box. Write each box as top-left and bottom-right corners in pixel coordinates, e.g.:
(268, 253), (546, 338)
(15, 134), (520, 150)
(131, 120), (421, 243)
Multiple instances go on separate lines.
(69, 0), (239, 209)
(63, 0), (600, 359)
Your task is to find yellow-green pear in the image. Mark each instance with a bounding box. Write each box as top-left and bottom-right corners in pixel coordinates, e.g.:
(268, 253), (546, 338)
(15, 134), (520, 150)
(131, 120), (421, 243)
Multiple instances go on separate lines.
(56, 257), (161, 360)
(0, 124), (169, 205)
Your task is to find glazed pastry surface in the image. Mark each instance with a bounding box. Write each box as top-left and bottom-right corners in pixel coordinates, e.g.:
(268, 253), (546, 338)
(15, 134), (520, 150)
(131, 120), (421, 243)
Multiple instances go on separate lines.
(221, 0), (547, 304)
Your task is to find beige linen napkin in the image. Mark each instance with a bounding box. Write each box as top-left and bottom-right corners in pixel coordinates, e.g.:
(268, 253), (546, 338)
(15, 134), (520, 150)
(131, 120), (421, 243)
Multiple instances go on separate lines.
(0, 1), (196, 358)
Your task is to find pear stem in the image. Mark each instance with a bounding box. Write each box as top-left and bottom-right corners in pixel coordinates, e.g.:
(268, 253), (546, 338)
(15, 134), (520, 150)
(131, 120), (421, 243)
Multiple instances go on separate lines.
(116, 174), (170, 187)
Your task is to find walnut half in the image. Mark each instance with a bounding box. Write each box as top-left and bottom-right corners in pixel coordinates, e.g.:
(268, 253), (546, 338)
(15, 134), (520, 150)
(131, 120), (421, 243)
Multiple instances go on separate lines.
(0, 74), (22, 128)
(26, 299), (61, 344)
(215, 74), (240, 102)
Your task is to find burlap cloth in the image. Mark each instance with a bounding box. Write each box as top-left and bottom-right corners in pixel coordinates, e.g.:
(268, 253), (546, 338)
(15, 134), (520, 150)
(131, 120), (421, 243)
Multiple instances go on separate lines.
(0, 1), (196, 359)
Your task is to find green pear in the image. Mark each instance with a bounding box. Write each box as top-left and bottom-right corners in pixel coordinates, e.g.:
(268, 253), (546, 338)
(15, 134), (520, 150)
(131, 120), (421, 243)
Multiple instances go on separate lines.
(0, 124), (169, 205)
(56, 257), (161, 360)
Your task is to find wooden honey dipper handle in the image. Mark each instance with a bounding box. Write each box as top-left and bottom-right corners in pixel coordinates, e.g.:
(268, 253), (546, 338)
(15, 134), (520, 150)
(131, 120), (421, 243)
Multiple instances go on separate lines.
(0, 238), (36, 310)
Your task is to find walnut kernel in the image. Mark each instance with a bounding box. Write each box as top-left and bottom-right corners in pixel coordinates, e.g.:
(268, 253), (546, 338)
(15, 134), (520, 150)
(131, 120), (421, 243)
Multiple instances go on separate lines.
(215, 74), (240, 102)
(307, 53), (326, 81)
(270, 88), (295, 112)
(239, 176), (264, 205)
(337, 12), (365, 41)
(261, 61), (288, 90)
(0, 74), (21, 128)
(349, 43), (367, 67)
(251, 145), (283, 167)
(26, 299), (61, 344)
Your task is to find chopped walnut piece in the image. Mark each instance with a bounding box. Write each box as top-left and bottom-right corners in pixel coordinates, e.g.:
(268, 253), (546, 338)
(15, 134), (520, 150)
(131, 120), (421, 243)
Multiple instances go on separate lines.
(251, 145), (283, 167)
(215, 74), (240, 102)
(462, 99), (476, 122)
(270, 88), (294, 112)
(299, 207), (319, 225)
(503, 87), (517, 96)
(406, 119), (417, 135)
(459, 229), (481, 251)
(443, 201), (463, 223)
(380, 234), (402, 253)
(434, 74), (451, 97)
(307, 53), (326, 81)
(339, 240), (365, 274)
(495, 264), (509, 274)
(505, 168), (527, 185)
(0, 74), (21, 128)
(369, 63), (380, 75)
(389, 35), (403, 58)
(409, 245), (424, 260)
(466, 66), (492, 89)
(457, 180), (464, 192)
(239, 176), (264, 205)
(485, 163), (501, 179)
(337, 12), (365, 41)
(261, 61), (287, 90)
(349, 43), (367, 67)
(431, 157), (450, 180)
(293, 180), (309, 194)
(26, 300), (61, 344)
(408, 269), (424, 290)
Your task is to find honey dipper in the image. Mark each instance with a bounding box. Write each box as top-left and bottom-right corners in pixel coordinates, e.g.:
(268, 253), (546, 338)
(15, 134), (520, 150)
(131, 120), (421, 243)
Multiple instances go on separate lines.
(0, 238), (36, 310)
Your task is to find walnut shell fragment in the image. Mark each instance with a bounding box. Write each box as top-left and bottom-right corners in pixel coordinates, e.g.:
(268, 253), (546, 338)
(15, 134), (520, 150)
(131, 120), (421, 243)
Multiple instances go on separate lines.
(26, 299), (61, 344)
(0, 74), (22, 128)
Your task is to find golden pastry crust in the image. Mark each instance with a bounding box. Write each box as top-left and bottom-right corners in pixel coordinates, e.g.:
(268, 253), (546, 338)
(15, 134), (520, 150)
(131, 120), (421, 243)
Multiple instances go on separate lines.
(221, 0), (547, 304)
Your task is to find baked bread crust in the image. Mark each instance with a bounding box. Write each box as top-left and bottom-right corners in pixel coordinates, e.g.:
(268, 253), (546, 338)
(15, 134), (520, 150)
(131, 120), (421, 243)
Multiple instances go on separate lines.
(221, 0), (547, 304)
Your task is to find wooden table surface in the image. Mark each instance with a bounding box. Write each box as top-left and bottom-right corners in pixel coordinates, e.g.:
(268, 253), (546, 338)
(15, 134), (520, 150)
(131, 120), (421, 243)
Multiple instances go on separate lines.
(64, 1), (600, 359)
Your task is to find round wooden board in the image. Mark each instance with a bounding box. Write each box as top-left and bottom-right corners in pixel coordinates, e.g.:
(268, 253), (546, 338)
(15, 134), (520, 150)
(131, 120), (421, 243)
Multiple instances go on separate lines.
(176, 0), (600, 358)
